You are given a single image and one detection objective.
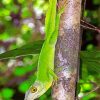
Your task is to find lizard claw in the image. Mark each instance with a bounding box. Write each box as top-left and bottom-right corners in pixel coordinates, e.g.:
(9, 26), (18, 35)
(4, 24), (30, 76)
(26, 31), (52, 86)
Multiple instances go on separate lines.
(52, 76), (58, 86)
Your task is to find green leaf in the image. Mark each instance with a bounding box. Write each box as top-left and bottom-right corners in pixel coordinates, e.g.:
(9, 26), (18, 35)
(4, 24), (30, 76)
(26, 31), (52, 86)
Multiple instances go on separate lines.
(1, 88), (14, 99)
(86, 44), (94, 50)
(2, 0), (12, 5)
(0, 40), (44, 60)
(21, 7), (32, 18)
(93, 0), (100, 5)
(80, 51), (100, 74)
(25, 65), (36, 73)
(39, 95), (47, 100)
(0, 32), (10, 40)
(18, 81), (30, 93)
(81, 83), (93, 92)
(83, 61), (100, 74)
(82, 92), (97, 100)
(76, 83), (81, 95)
(13, 66), (27, 76)
(18, 75), (36, 93)
(80, 51), (100, 59)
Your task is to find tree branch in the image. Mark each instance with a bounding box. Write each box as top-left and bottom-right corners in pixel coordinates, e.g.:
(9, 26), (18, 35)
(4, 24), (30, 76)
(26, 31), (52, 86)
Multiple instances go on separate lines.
(52, 0), (81, 99)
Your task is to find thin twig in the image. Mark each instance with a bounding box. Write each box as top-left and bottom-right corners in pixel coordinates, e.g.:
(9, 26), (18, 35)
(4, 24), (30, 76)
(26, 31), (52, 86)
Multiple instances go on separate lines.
(78, 85), (100, 100)
(81, 20), (97, 29)
(81, 24), (99, 32)
(81, 20), (100, 33)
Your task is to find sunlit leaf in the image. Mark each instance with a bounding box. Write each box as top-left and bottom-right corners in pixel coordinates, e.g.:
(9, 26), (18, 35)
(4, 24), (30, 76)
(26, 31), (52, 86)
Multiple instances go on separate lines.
(1, 88), (14, 99)
(18, 81), (30, 93)
(18, 75), (36, 93)
(0, 32), (10, 40)
(81, 83), (93, 92)
(21, 7), (32, 18)
(2, 0), (12, 5)
(18, 0), (24, 4)
(86, 44), (95, 50)
(13, 66), (27, 76)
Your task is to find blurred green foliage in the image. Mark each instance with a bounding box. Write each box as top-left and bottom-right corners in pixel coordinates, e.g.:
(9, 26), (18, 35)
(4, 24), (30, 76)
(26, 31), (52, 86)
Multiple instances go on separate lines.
(0, 0), (100, 100)
(1, 88), (14, 99)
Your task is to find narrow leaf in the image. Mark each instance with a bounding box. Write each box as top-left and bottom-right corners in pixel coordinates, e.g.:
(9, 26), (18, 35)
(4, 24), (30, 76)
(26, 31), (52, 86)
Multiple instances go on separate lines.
(80, 51), (100, 74)
(0, 40), (44, 60)
(80, 51), (100, 59)
(84, 60), (100, 74)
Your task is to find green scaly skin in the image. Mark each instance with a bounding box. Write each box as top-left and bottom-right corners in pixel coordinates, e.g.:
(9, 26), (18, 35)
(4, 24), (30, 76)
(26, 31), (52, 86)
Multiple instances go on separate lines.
(24, 0), (64, 99)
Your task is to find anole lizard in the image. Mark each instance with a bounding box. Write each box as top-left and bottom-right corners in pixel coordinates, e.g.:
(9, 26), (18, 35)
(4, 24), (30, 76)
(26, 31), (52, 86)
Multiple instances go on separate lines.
(24, 0), (65, 100)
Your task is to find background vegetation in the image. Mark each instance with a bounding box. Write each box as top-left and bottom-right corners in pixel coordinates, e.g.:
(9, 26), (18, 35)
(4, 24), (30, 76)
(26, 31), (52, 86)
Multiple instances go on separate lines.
(0, 0), (100, 100)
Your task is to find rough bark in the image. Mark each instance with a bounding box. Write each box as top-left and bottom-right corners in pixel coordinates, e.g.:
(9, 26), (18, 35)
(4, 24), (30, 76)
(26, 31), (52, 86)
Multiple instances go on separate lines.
(52, 0), (81, 100)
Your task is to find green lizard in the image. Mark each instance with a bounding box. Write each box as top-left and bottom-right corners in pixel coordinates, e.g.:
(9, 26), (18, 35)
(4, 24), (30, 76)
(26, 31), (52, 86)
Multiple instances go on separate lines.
(24, 0), (65, 100)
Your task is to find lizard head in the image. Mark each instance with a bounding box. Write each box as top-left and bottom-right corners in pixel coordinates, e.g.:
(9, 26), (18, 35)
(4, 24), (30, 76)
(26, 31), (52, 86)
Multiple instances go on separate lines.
(24, 80), (51, 100)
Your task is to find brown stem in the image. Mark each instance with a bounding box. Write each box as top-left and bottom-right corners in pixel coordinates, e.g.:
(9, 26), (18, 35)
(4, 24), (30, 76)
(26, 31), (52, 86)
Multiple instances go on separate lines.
(81, 24), (99, 32)
(52, 0), (81, 100)
(81, 20), (100, 33)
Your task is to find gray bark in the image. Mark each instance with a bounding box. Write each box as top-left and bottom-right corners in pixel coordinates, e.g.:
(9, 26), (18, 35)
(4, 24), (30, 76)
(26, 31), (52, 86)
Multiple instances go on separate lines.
(52, 0), (81, 100)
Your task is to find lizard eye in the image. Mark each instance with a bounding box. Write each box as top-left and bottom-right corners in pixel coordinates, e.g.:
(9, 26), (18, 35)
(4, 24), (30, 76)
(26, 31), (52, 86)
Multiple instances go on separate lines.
(30, 86), (37, 93)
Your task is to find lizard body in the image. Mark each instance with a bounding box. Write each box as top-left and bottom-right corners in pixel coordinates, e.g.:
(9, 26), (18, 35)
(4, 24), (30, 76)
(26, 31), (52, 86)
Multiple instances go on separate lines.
(24, 0), (64, 99)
